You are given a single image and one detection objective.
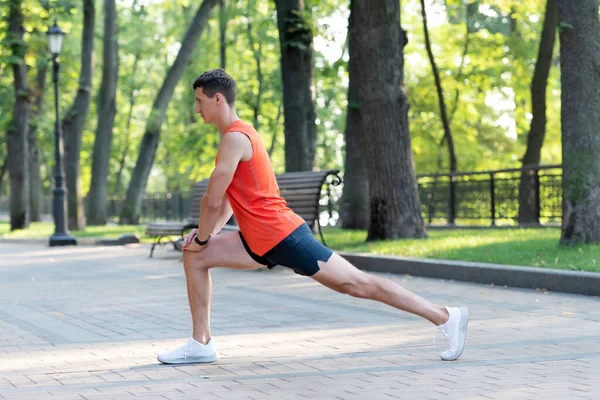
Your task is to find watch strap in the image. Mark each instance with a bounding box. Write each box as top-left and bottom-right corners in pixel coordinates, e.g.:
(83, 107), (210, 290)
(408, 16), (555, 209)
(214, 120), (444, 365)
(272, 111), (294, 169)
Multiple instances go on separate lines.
(194, 234), (211, 246)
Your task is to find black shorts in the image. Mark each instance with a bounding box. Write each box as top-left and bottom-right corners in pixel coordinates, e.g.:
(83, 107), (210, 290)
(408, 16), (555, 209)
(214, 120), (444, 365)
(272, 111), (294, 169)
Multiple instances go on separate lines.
(239, 223), (333, 276)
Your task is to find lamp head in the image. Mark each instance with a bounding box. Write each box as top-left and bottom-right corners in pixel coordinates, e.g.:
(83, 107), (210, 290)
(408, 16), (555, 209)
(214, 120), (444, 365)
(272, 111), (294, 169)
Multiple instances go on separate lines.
(46, 18), (65, 56)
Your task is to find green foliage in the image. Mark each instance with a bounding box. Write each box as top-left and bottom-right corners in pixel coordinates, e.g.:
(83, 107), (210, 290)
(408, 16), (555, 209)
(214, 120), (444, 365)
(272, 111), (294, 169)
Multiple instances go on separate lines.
(404, 0), (560, 174)
(1, 0), (563, 205)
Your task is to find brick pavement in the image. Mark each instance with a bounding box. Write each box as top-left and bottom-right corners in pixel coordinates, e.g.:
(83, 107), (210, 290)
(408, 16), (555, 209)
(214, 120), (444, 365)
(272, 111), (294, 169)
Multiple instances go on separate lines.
(1, 242), (599, 399)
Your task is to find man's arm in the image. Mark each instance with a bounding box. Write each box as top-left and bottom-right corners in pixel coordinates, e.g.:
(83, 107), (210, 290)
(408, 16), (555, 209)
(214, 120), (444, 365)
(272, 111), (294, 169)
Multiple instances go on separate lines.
(212, 193), (233, 234)
(188, 132), (249, 249)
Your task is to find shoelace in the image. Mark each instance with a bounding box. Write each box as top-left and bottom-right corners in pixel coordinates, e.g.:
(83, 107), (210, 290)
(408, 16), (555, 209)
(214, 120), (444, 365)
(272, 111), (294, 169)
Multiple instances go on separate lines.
(433, 329), (449, 349)
(183, 338), (194, 360)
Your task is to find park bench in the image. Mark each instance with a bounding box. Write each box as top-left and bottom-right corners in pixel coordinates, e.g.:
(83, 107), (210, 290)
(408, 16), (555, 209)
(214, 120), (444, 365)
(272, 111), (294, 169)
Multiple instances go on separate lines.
(145, 169), (342, 257)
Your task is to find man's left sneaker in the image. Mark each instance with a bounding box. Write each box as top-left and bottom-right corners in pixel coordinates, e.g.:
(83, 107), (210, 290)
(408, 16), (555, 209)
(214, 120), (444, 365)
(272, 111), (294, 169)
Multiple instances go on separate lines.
(157, 337), (219, 364)
(437, 306), (468, 361)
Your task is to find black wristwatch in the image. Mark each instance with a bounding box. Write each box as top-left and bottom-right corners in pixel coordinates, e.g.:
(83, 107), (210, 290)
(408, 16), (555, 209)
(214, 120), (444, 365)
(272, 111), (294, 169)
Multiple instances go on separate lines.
(194, 234), (212, 246)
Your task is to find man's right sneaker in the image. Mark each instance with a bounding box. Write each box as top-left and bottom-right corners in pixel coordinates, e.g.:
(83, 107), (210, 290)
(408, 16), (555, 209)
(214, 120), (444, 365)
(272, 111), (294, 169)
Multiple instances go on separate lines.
(157, 337), (219, 364)
(437, 306), (468, 361)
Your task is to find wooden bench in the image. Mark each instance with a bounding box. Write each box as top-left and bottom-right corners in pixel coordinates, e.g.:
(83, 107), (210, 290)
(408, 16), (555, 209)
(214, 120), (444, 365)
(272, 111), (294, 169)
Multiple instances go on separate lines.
(145, 169), (342, 257)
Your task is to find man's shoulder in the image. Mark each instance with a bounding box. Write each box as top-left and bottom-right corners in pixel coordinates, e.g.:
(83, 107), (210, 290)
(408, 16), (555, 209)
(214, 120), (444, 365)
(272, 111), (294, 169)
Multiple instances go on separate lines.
(221, 131), (254, 162)
(223, 130), (252, 145)
(233, 120), (258, 135)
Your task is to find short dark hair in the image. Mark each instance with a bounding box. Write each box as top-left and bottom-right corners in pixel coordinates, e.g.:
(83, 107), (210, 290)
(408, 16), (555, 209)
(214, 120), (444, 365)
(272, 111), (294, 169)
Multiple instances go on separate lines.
(192, 69), (236, 106)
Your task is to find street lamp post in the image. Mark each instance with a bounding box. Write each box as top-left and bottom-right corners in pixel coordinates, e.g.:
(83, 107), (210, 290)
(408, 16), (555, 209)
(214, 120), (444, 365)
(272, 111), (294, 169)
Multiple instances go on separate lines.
(47, 19), (76, 247)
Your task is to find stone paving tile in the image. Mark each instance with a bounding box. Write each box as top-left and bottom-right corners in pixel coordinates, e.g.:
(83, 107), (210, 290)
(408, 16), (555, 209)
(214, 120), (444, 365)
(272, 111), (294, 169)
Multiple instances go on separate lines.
(1, 242), (599, 399)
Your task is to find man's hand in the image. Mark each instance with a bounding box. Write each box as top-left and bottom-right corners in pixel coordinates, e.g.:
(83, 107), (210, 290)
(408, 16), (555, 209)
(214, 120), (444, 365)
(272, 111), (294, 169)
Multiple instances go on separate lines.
(182, 228), (207, 252)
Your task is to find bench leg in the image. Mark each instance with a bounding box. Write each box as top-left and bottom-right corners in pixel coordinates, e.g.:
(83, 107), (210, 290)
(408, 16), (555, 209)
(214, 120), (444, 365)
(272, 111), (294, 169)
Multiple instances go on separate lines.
(318, 222), (328, 247)
(150, 236), (165, 258)
(172, 232), (185, 251)
(150, 241), (157, 258)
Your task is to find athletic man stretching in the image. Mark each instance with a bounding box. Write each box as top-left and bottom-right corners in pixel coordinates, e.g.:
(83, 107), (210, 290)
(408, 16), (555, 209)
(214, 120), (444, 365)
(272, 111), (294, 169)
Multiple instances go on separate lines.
(157, 69), (468, 364)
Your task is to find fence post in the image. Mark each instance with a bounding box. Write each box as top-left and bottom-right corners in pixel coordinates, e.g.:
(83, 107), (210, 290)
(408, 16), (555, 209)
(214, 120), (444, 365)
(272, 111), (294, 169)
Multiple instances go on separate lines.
(327, 182), (336, 225)
(534, 168), (541, 223)
(428, 179), (435, 224)
(153, 194), (159, 222)
(448, 176), (456, 225)
(141, 196), (147, 220)
(111, 196), (117, 221)
(166, 193), (172, 221)
(178, 192), (184, 221)
(490, 173), (496, 226)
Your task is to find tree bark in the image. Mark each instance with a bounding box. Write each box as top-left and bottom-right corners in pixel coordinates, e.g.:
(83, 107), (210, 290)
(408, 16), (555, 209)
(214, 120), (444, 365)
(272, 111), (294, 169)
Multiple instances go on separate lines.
(517, 0), (557, 225)
(420, 0), (456, 173)
(353, 0), (426, 240)
(62, 0), (95, 230)
(268, 104), (282, 158)
(557, 0), (600, 244)
(246, 20), (264, 130)
(120, 0), (219, 224)
(87, 0), (118, 225)
(7, 0), (31, 230)
(274, 0), (317, 172)
(0, 155), (8, 196)
(448, 7), (473, 125)
(114, 48), (142, 197)
(340, 0), (369, 230)
(219, 0), (227, 69)
(28, 60), (47, 222)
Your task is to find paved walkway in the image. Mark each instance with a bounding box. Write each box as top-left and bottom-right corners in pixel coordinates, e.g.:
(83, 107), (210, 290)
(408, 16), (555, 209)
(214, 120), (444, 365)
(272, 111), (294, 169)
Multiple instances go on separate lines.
(1, 242), (599, 400)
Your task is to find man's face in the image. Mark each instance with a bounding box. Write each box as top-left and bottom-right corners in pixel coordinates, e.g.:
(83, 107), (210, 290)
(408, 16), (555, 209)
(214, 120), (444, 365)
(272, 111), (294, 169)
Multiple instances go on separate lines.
(195, 87), (219, 124)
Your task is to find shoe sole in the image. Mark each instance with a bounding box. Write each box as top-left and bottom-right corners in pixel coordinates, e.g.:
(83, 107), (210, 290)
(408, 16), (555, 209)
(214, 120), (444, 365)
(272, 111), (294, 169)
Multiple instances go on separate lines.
(441, 306), (468, 361)
(157, 353), (219, 364)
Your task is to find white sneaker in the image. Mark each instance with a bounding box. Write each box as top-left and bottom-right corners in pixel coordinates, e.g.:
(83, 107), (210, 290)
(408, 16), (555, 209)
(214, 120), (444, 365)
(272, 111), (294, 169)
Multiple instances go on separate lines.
(157, 337), (219, 364)
(437, 306), (468, 361)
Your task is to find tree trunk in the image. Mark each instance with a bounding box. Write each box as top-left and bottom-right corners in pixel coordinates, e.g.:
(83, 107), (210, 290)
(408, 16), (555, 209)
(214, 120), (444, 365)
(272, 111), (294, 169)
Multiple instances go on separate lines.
(120, 0), (219, 224)
(87, 0), (118, 225)
(7, 0), (31, 231)
(420, 0), (457, 173)
(28, 60), (47, 222)
(62, 0), (95, 230)
(268, 104), (282, 158)
(448, 4), (474, 125)
(274, 0), (317, 172)
(353, 0), (426, 240)
(219, 0), (227, 69)
(557, 0), (600, 244)
(517, 0), (557, 225)
(246, 21), (264, 130)
(114, 48), (142, 197)
(0, 155), (8, 196)
(340, 0), (369, 230)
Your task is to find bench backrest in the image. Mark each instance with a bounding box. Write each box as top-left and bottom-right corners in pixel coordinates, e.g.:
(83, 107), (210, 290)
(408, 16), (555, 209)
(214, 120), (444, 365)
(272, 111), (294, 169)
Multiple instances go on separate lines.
(188, 170), (340, 229)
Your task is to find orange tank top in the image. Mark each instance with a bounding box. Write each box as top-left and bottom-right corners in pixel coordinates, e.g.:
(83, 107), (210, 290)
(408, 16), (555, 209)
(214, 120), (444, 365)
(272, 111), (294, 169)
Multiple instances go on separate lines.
(223, 120), (305, 256)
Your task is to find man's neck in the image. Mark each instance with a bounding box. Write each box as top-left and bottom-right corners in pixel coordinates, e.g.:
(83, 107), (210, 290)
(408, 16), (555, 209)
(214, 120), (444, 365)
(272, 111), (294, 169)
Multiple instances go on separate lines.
(214, 110), (240, 135)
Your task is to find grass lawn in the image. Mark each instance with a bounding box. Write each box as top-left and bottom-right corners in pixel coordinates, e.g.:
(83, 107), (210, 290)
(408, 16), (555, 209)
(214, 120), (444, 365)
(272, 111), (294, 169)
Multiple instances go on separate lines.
(323, 227), (600, 273)
(2, 222), (598, 272)
(0, 221), (150, 241)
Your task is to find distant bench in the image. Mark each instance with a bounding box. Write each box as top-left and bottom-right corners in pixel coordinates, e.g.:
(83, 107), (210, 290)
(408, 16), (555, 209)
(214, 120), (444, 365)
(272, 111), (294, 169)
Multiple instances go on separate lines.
(145, 170), (342, 257)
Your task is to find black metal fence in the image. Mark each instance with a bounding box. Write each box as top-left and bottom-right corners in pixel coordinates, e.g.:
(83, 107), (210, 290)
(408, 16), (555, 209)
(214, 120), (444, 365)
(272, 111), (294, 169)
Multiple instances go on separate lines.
(105, 193), (191, 223)
(417, 165), (562, 225)
(0, 165), (562, 227)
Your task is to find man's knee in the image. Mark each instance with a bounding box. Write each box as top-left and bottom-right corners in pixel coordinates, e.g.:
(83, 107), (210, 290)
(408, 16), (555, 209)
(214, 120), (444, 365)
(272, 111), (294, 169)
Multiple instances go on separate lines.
(183, 250), (211, 271)
(338, 274), (376, 299)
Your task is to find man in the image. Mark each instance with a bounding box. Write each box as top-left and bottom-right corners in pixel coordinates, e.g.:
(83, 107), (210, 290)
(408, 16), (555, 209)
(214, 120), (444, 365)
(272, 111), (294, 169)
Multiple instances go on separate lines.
(157, 69), (468, 364)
